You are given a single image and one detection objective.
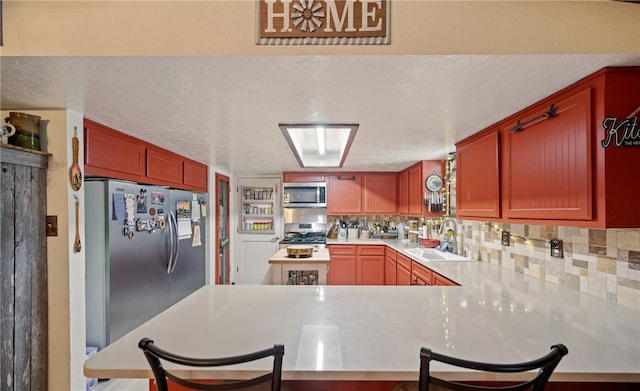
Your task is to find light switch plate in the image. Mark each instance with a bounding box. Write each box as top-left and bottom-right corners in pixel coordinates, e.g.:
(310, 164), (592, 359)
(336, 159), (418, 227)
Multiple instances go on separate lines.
(46, 215), (58, 236)
(550, 239), (563, 258)
(501, 231), (510, 246)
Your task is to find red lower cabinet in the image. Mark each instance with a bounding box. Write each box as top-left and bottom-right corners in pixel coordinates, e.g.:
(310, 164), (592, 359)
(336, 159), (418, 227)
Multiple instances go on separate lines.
(411, 262), (433, 286)
(396, 253), (412, 286)
(433, 273), (457, 286)
(328, 245), (357, 285)
(356, 246), (385, 285)
(396, 264), (411, 286)
(384, 248), (397, 285)
(330, 245), (459, 287)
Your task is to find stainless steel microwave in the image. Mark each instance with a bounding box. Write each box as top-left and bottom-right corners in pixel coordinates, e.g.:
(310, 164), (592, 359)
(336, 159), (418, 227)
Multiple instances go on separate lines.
(282, 183), (327, 208)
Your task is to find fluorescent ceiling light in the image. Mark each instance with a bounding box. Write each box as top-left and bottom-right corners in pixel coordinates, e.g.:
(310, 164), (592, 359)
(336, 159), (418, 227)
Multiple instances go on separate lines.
(280, 123), (358, 168)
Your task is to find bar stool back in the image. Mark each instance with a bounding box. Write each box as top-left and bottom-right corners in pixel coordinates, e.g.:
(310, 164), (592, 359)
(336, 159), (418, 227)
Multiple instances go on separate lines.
(419, 344), (568, 391)
(138, 338), (284, 391)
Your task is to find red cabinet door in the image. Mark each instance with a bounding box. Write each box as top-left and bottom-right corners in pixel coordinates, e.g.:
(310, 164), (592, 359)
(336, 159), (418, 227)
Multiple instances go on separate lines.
(146, 146), (183, 185)
(384, 256), (397, 285)
(357, 256), (385, 285)
(397, 170), (409, 215)
(328, 245), (357, 285)
(433, 273), (457, 286)
(412, 262), (433, 286)
(396, 253), (412, 285)
(356, 245), (385, 285)
(384, 248), (397, 285)
(456, 131), (501, 218)
(396, 253), (412, 272)
(183, 159), (208, 192)
(408, 164), (423, 216)
(502, 88), (592, 220)
(327, 174), (362, 214)
(362, 173), (397, 214)
(396, 264), (411, 286)
(84, 119), (145, 181)
(329, 256), (356, 285)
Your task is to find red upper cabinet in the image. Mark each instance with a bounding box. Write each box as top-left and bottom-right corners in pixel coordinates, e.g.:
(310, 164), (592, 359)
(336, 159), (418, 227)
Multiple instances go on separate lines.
(327, 172), (399, 215)
(84, 119), (208, 192)
(362, 173), (397, 214)
(327, 174), (362, 214)
(183, 158), (208, 192)
(398, 161), (444, 217)
(456, 131), (501, 219)
(398, 163), (423, 216)
(146, 146), (183, 186)
(84, 119), (145, 181)
(282, 172), (326, 182)
(457, 66), (640, 228)
(397, 170), (409, 215)
(503, 88), (592, 220)
(599, 68), (640, 228)
(408, 164), (423, 216)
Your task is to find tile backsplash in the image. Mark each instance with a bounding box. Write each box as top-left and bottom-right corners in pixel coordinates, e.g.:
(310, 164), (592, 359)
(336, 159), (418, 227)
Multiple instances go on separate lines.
(327, 215), (640, 309)
(458, 220), (640, 309)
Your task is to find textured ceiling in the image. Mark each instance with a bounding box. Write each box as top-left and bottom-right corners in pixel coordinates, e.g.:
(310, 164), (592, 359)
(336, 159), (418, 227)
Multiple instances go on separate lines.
(1, 54), (639, 175)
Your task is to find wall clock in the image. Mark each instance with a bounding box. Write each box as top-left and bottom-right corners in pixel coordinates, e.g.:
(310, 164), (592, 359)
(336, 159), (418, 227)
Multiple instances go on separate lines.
(425, 173), (443, 192)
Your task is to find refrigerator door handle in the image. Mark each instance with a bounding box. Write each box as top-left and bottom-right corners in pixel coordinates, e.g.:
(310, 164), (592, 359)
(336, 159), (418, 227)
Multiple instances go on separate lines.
(167, 211), (176, 274)
(169, 211), (180, 273)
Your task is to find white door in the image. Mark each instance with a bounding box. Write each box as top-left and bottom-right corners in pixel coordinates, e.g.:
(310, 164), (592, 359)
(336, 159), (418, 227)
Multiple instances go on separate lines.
(235, 177), (281, 284)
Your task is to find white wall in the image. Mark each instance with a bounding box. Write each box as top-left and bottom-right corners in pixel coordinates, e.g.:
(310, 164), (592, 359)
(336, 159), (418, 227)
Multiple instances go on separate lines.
(2, 1), (638, 56)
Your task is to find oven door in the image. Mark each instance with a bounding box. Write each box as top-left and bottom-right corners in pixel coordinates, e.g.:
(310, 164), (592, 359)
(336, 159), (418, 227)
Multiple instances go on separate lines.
(283, 183), (326, 207)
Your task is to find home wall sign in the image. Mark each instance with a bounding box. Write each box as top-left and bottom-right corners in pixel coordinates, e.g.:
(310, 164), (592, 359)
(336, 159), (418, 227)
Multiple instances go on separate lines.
(257, 0), (389, 45)
(601, 105), (640, 148)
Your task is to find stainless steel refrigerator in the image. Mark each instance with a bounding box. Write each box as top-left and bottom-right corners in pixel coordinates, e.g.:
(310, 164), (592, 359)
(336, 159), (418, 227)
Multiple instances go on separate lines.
(85, 179), (207, 349)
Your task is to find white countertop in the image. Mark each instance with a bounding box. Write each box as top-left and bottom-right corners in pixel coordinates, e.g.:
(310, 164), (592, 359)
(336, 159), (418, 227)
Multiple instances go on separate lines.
(268, 248), (331, 263)
(85, 260), (640, 382)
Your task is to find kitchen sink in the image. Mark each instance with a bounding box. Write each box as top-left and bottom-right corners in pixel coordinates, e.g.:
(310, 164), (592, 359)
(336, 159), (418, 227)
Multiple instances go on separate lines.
(404, 247), (473, 262)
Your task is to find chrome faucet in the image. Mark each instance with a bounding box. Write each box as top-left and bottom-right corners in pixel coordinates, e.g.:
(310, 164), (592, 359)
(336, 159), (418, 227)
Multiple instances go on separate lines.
(438, 218), (457, 254)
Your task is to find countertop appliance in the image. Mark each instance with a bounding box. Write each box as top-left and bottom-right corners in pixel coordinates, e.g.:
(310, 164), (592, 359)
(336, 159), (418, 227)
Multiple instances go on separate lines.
(282, 182), (326, 208)
(85, 179), (207, 349)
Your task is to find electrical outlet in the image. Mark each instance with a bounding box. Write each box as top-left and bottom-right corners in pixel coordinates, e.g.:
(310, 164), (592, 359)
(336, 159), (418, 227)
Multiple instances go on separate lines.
(550, 239), (563, 258)
(501, 231), (510, 246)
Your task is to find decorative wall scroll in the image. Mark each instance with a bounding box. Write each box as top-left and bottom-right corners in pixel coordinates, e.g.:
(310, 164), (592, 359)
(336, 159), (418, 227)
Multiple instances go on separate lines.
(601, 105), (640, 148)
(257, 0), (389, 45)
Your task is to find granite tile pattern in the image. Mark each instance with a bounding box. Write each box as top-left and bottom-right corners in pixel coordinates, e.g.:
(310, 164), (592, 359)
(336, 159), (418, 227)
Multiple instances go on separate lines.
(459, 220), (640, 309)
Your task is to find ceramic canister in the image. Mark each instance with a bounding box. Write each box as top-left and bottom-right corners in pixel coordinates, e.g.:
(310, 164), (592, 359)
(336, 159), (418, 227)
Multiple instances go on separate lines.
(7, 112), (41, 150)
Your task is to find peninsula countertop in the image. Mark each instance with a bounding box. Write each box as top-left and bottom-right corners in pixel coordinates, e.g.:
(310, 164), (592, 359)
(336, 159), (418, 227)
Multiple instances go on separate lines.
(85, 282), (640, 383)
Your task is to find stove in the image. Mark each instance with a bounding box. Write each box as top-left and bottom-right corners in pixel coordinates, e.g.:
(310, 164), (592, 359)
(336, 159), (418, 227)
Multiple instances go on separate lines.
(279, 233), (327, 245)
(280, 223), (327, 248)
